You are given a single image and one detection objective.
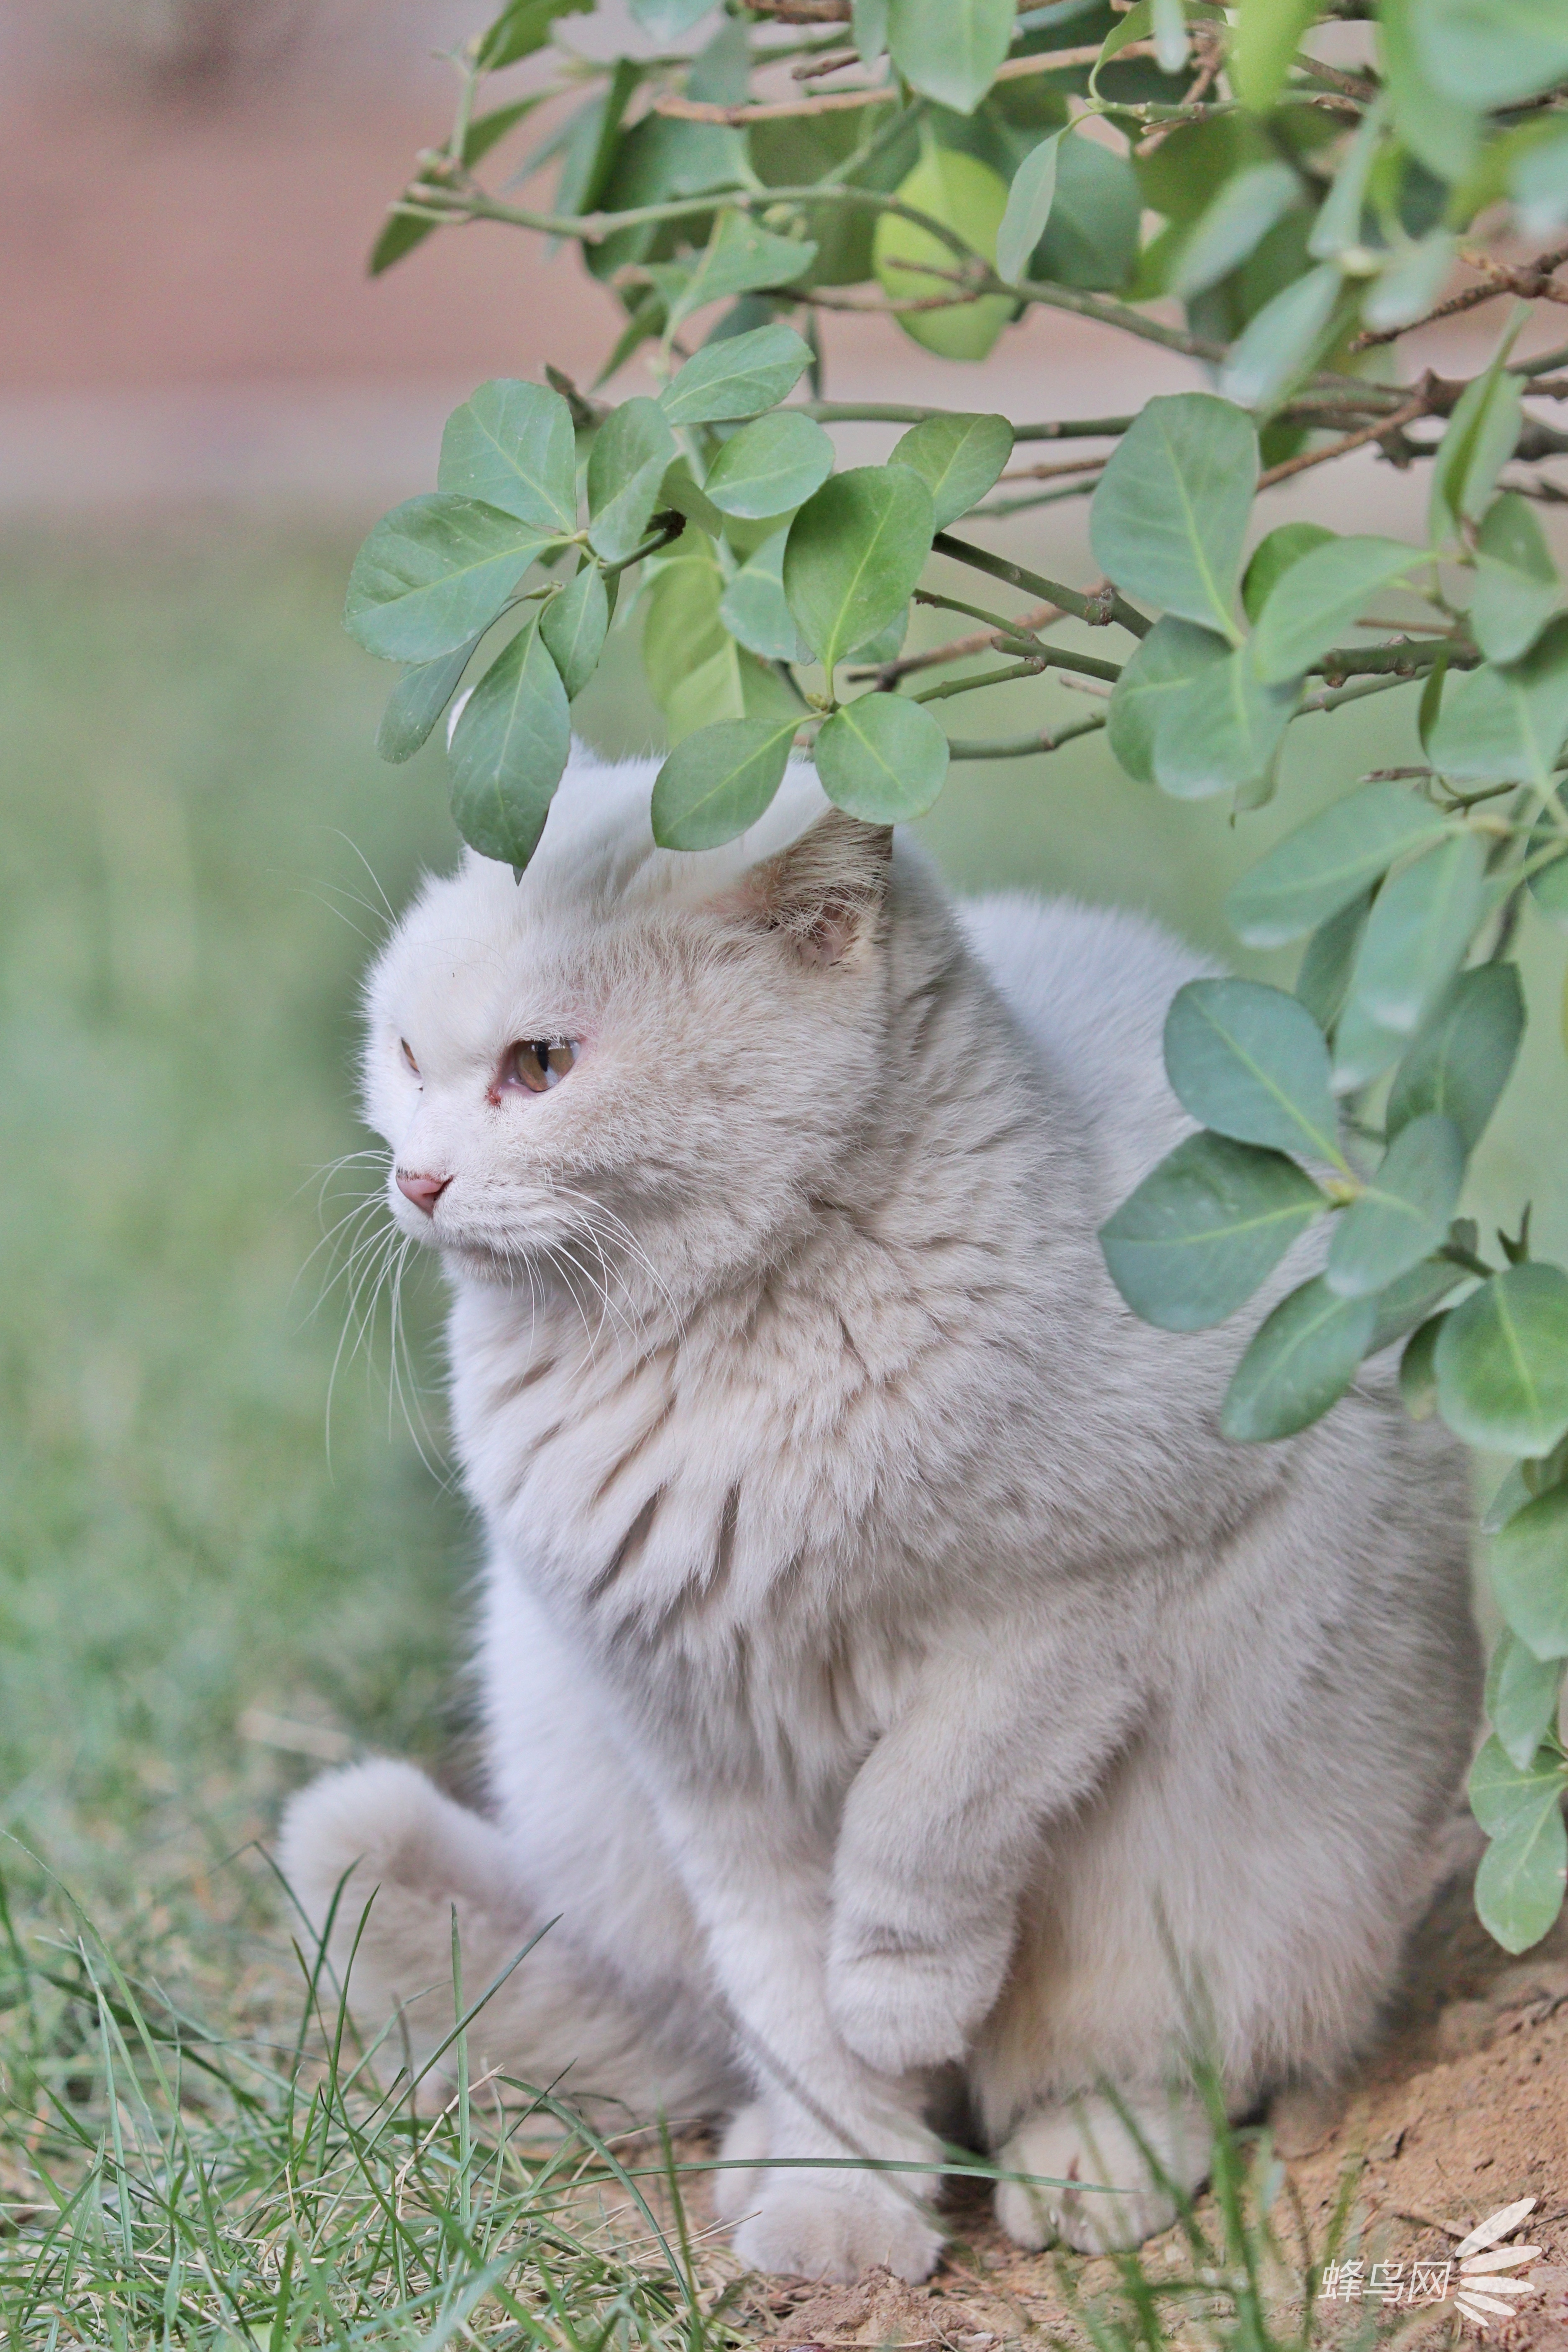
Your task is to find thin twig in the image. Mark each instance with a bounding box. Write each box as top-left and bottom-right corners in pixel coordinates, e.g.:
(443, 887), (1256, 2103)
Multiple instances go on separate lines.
(947, 714), (1108, 759)
(995, 455), (1110, 483)
(1257, 390), (1430, 488)
(651, 41), (1154, 122)
(847, 598), (1064, 686)
(934, 530), (1150, 638)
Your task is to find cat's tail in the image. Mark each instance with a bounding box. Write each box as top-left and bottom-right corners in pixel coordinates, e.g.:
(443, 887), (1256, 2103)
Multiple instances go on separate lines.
(275, 1759), (736, 2123)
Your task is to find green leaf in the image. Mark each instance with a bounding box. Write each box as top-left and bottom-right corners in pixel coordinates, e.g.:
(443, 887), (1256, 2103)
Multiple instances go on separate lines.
(1164, 977), (1342, 1161)
(629, 0), (715, 38)
(1307, 94), (1386, 262)
(1427, 617), (1568, 787)
(666, 639), (798, 741)
(1325, 1114), (1466, 1299)
(1471, 493), (1560, 665)
(1226, 782), (1453, 947)
(719, 528), (810, 662)
(643, 538), (726, 710)
(1436, 1263), (1568, 1457)
(1469, 1736), (1568, 1955)
(1386, 962), (1525, 1153)
(1218, 261), (1342, 411)
(1369, 1256), (1468, 1357)
(783, 466), (935, 677)
(658, 455), (726, 539)
(1090, 392), (1258, 639)
(658, 324), (813, 425)
(1415, 0), (1568, 114)
(448, 622), (571, 870)
(1488, 1629), (1565, 1768)
(1232, 0), (1316, 109)
(539, 566), (609, 700)
(1399, 1311), (1446, 1418)
(1150, 645), (1298, 801)
(703, 412), (835, 521)
(852, 0), (888, 65)
(997, 131), (1063, 286)
(653, 209), (816, 330)
(1169, 162), (1302, 299)
(438, 379), (578, 534)
(1242, 526), (1337, 628)
(345, 496), (557, 663)
(375, 641), (479, 763)
(650, 717), (798, 849)
(890, 413), (1014, 532)
(1100, 1132), (1325, 1332)
(1512, 123), (1568, 236)
(1490, 1483), (1568, 1661)
(1221, 1276), (1377, 1441)
(476, 0), (591, 72)
(1295, 888), (1372, 1033)
(1361, 230), (1459, 335)
(813, 693), (949, 822)
(586, 397), (679, 565)
(1032, 131), (1143, 294)
(1106, 618), (1230, 784)
(1430, 355), (1524, 545)
(872, 147), (1014, 362)
(1332, 833), (1486, 1091)
(886, 0), (1013, 113)
(1250, 537), (1424, 686)
(1379, 0), (1480, 183)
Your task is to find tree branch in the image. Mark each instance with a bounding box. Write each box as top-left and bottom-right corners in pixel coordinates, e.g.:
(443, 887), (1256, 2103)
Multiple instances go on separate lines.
(934, 531), (1151, 638)
(946, 714), (1108, 759)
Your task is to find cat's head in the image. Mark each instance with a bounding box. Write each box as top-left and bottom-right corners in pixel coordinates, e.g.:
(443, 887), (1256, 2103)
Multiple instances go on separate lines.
(363, 751), (903, 1297)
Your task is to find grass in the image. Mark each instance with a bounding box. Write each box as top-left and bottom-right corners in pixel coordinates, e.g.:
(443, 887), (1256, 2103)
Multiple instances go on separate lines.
(0, 515), (1555, 2344)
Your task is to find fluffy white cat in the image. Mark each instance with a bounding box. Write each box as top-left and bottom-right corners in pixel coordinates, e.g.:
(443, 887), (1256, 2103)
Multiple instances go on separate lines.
(280, 749), (1478, 2281)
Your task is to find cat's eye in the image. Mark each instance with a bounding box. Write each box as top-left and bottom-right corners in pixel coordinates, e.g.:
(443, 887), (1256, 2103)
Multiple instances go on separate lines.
(506, 1039), (576, 1094)
(400, 1038), (421, 1079)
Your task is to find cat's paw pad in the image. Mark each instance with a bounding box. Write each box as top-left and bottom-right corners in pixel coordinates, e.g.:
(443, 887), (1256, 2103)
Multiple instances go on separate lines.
(711, 2101), (771, 2224)
(732, 2175), (942, 2283)
(995, 2096), (1206, 2255)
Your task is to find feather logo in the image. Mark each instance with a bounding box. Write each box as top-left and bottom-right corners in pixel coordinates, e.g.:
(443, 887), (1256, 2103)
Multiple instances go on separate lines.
(1450, 2198), (1544, 2330)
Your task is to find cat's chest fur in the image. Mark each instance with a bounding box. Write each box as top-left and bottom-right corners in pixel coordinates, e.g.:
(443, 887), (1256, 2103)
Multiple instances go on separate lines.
(446, 1179), (1074, 1775)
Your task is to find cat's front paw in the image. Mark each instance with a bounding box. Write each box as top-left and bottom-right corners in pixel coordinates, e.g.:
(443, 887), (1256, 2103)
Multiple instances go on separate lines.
(732, 2173), (943, 2283)
(994, 2094), (1208, 2255)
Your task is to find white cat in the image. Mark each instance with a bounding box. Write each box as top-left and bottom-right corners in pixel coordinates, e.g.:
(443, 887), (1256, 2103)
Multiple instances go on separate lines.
(280, 749), (1478, 2281)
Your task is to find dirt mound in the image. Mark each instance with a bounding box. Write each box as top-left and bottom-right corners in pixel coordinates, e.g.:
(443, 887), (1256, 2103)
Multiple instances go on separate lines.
(707, 1826), (1568, 2349)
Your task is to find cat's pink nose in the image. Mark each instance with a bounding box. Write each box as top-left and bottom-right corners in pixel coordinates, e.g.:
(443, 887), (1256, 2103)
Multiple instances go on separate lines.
(395, 1169), (450, 1215)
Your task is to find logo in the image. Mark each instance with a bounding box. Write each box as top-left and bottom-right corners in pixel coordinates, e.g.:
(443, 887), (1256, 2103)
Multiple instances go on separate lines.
(1321, 2197), (1545, 2332)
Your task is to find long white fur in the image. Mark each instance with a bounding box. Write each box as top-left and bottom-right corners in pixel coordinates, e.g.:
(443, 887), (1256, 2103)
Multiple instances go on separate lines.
(279, 748), (1479, 2280)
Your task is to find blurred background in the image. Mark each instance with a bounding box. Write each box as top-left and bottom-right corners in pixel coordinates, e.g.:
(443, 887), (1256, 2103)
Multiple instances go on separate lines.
(3, 0), (1565, 1961)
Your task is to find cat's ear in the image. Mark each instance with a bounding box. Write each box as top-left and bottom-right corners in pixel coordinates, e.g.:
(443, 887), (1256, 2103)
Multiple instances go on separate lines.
(737, 810), (893, 968)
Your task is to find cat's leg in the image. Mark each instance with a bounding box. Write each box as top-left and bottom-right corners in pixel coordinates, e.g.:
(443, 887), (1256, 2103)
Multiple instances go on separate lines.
(994, 2091), (1209, 2253)
(276, 1756), (738, 2124)
(710, 2100), (771, 2225)
(650, 1783), (947, 2283)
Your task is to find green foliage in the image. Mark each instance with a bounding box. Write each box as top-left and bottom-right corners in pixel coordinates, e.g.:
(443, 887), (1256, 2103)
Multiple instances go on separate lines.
(350, 0), (1568, 1950)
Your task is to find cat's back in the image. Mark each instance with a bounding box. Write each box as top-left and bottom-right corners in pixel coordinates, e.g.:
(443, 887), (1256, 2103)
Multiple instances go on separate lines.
(956, 893), (1212, 1204)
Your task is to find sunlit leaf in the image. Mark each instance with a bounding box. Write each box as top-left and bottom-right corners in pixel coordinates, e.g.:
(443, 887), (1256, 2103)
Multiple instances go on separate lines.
(873, 147), (1013, 361)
